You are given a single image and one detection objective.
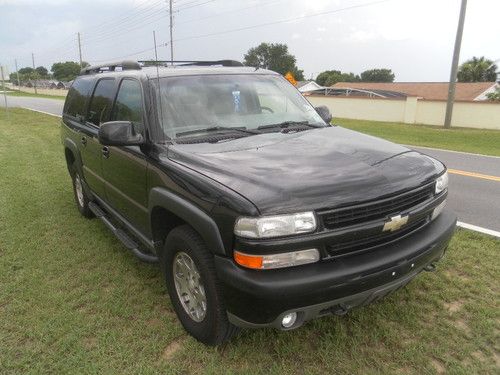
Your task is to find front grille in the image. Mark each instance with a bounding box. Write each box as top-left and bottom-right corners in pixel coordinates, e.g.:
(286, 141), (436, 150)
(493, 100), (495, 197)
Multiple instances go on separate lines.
(325, 218), (428, 259)
(320, 183), (434, 230)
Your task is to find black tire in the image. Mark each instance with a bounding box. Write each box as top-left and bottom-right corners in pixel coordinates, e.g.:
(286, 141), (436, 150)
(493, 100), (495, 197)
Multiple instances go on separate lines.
(162, 225), (239, 346)
(70, 164), (94, 218)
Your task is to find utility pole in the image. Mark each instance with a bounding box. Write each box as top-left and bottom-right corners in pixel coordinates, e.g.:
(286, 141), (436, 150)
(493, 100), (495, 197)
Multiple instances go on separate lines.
(153, 30), (159, 63)
(14, 59), (21, 90)
(1, 65), (9, 119)
(169, 0), (174, 64)
(77, 32), (83, 67)
(31, 52), (38, 95)
(444, 0), (467, 129)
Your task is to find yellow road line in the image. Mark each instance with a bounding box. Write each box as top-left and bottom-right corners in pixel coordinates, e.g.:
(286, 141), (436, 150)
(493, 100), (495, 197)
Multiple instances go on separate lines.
(448, 169), (500, 182)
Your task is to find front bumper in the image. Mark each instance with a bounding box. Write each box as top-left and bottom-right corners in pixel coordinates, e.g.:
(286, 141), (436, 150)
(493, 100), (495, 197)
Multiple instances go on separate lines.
(214, 209), (457, 329)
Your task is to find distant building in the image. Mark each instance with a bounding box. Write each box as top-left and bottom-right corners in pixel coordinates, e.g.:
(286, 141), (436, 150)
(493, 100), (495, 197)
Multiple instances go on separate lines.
(296, 81), (323, 93)
(331, 82), (499, 101)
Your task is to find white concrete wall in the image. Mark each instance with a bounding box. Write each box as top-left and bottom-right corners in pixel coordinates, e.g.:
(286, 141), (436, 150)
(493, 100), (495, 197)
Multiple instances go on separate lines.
(307, 95), (500, 130)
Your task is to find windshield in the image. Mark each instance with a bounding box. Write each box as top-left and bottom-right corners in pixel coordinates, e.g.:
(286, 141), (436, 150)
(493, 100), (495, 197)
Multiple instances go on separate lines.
(154, 74), (325, 140)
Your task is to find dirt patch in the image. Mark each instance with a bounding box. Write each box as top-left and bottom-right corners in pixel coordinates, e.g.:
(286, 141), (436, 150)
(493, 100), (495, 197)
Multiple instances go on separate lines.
(147, 318), (163, 328)
(493, 350), (500, 367)
(162, 337), (185, 361)
(454, 318), (471, 335)
(443, 300), (464, 313)
(430, 358), (446, 374)
(83, 337), (98, 350)
(471, 351), (487, 362)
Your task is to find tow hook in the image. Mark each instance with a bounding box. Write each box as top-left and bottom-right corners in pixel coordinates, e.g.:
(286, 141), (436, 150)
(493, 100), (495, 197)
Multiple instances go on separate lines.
(424, 263), (437, 272)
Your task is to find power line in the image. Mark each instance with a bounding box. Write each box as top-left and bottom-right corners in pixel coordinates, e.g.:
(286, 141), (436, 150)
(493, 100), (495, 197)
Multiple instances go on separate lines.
(81, 0), (164, 37)
(173, 0), (394, 44)
(89, 0), (392, 66)
(175, 0), (284, 26)
(175, 0), (217, 11)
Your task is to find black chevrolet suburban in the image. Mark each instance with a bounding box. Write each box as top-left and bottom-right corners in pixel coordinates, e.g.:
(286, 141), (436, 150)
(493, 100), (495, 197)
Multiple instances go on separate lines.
(61, 60), (456, 345)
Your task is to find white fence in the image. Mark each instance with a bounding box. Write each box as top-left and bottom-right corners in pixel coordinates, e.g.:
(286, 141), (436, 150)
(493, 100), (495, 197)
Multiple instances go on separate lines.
(307, 95), (500, 130)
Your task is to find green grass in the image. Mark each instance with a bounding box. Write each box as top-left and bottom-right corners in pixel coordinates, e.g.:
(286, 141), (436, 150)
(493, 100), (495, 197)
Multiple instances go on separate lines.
(6, 90), (66, 100)
(1, 108), (499, 374)
(337, 118), (500, 156)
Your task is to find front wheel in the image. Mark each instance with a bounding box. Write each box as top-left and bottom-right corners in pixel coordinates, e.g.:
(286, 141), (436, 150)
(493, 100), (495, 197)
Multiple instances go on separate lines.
(162, 225), (238, 345)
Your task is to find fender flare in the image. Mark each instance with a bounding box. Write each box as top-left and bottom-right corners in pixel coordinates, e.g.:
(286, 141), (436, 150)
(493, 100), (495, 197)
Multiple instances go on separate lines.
(148, 187), (226, 255)
(63, 138), (82, 172)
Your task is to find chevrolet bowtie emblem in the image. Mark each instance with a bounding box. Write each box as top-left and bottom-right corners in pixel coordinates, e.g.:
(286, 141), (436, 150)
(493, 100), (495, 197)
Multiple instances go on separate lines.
(383, 214), (409, 232)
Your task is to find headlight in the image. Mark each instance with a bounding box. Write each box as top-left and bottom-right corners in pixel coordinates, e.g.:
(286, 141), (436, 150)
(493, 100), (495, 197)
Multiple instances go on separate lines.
(435, 171), (449, 194)
(234, 212), (317, 239)
(234, 249), (320, 270)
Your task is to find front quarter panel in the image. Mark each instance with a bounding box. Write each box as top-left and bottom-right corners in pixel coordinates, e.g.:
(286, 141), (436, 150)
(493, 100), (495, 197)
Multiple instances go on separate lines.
(147, 150), (259, 255)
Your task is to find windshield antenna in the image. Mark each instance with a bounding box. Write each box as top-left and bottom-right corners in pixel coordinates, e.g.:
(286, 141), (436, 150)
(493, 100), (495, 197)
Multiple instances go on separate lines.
(153, 30), (165, 143)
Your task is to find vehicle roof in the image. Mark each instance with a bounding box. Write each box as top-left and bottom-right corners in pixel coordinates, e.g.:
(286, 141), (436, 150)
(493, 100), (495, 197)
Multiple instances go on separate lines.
(78, 65), (280, 80)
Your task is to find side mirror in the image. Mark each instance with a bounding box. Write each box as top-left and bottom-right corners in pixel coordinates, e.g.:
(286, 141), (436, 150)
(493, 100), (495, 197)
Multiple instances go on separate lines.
(315, 105), (333, 124)
(98, 121), (144, 146)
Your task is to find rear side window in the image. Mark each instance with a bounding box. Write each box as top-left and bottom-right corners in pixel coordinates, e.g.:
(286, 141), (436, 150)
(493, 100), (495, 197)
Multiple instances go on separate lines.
(87, 79), (115, 126)
(64, 77), (93, 118)
(111, 79), (144, 133)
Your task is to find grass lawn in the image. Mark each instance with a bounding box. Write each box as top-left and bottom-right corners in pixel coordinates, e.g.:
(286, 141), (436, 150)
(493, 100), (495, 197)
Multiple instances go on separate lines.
(1, 108), (499, 374)
(6, 90), (66, 100)
(338, 118), (500, 157)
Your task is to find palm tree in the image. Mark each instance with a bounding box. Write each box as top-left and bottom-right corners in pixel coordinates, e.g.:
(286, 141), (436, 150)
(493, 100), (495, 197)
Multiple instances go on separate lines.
(457, 57), (498, 82)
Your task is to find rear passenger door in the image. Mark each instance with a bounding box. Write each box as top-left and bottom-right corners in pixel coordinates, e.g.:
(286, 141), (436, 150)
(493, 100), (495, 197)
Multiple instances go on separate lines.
(101, 78), (149, 232)
(81, 78), (116, 199)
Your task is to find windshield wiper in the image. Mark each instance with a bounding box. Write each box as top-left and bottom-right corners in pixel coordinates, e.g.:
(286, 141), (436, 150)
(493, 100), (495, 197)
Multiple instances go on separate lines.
(176, 126), (258, 137)
(257, 121), (324, 131)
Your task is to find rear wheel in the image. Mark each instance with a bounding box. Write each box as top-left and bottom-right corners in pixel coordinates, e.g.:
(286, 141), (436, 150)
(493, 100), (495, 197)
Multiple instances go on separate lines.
(162, 225), (238, 345)
(71, 164), (93, 218)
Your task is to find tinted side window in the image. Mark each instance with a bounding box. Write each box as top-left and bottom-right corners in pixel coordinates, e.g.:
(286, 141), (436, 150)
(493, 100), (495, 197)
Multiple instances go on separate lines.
(111, 79), (144, 132)
(87, 79), (115, 126)
(64, 77), (94, 118)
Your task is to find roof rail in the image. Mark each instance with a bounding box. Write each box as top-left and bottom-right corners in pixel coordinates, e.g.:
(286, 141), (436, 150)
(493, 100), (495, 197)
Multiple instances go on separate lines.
(138, 60), (244, 67)
(80, 60), (141, 75)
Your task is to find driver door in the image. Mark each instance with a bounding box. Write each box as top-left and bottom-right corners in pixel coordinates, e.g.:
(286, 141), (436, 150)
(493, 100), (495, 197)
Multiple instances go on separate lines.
(101, 78), (149, 232)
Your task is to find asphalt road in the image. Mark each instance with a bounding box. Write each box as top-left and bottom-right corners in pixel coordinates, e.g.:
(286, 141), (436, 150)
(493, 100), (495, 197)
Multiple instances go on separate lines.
(2, 95), (499, 233)
(1, 94), (64, 116)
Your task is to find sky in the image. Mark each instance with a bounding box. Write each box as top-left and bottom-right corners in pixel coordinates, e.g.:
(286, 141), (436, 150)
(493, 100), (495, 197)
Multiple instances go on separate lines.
(0, 0), (499, 82)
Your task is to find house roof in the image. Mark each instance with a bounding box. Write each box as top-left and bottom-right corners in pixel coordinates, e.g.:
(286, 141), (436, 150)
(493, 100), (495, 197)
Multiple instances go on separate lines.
(296, 80), (313, 89)
(332, 82), (498, 101)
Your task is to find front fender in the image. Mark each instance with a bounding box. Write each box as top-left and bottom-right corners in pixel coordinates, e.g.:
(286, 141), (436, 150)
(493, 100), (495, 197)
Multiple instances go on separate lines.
(148, 187), (226, 255)
(63, 137), (82, 173)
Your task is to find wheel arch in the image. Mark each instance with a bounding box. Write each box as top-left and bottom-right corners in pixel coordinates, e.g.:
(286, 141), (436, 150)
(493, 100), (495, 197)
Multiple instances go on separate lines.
(63, 138), (82, 175)
(149, 187), (226, 256)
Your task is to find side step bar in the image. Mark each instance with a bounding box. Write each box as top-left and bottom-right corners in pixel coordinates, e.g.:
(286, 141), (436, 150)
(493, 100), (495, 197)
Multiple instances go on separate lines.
(89, 202), (158, 263)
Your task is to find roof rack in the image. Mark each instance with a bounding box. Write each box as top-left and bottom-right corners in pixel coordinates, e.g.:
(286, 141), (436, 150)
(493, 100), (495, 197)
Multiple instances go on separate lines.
(138, 60), (244, 67)
(80, 60), (142, 75)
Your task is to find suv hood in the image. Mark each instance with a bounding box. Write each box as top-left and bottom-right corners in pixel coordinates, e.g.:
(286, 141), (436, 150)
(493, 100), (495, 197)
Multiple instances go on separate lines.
(167, 127), (444, 214)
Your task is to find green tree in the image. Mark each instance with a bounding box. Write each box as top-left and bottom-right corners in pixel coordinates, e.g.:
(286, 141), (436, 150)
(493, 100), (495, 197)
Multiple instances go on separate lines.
(486, 87), (500, 102)
(360, 68), (395, 82)
(35, 66), (49, 78)
(316, 70), (340, 86)
(51, 61), (88, 81)
(315, 70), (360, 86)
(18, 67), (35, 75)
(243, 43), (304, 80)
(9, 72), (20, 85)
(457, 57), (497, 82)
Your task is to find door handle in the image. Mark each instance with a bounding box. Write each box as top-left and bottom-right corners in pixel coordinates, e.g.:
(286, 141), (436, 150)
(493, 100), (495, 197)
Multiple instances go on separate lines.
(102, 146), (110, 158)
(81, 136), (87, 146)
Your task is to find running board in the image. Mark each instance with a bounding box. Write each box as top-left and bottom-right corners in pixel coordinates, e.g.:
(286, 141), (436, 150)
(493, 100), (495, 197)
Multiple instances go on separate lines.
(89, 202), (158, 263)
